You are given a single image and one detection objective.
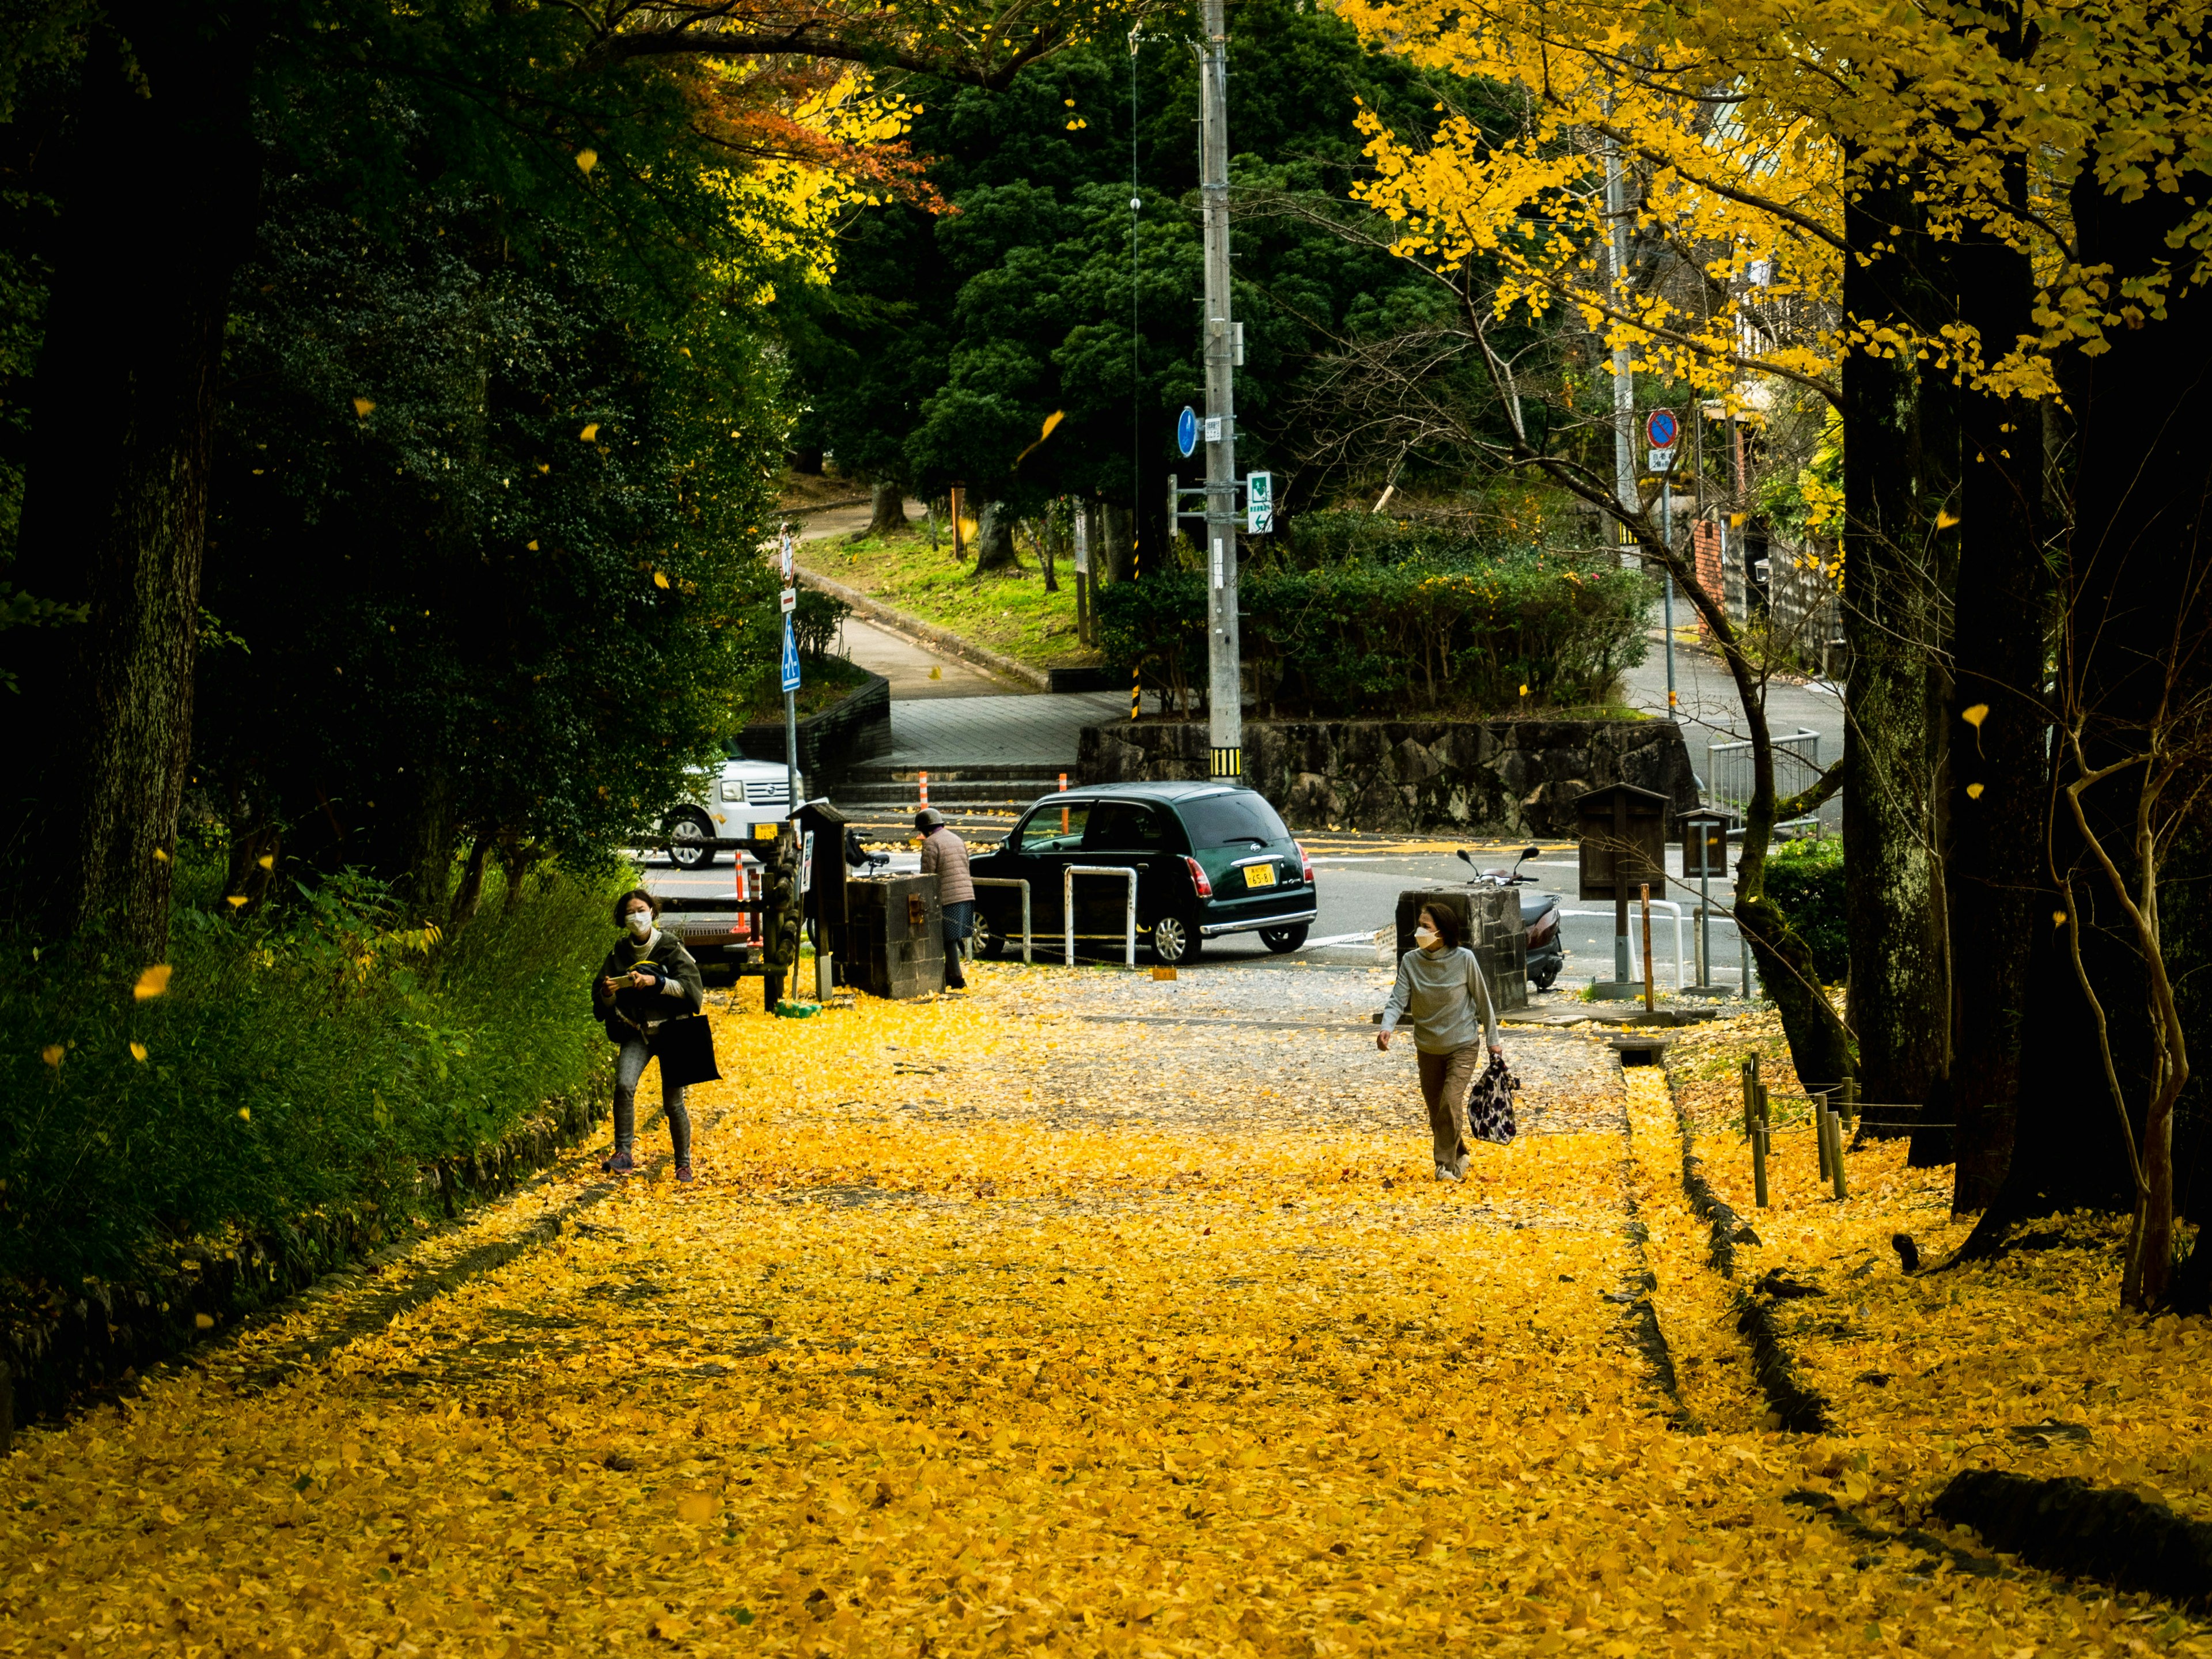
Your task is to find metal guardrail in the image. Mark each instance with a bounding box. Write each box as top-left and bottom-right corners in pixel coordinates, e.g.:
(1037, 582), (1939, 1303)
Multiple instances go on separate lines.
(1708, 729), (1825, 826)
(1065, 865), (1139, 968)
(972, 877), (1033, 964)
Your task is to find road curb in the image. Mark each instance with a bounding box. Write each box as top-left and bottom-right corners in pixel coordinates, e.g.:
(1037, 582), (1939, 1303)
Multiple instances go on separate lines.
(797, 568), (1051, 693)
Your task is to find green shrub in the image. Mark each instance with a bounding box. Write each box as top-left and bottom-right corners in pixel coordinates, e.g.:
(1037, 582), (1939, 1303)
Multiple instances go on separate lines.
(1764, 837), (1846, 984)
(1094, 512), (1654, 717)
(0, 853), (617, 1301)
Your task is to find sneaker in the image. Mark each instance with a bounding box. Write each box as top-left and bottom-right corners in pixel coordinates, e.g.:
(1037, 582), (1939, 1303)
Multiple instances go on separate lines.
(674, 1164), (695, 1184)
(600, 1149), (635, 1176)
(1434, 1162), (1463, 1183)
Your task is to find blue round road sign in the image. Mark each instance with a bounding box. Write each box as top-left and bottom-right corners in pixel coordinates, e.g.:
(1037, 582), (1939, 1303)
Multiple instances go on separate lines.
(1177, 406), (1199, 459)
(1645, 408), (1680, 449)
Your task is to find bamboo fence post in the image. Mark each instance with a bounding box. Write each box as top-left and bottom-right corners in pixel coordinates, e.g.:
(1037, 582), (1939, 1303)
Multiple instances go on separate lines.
(1749, 1054), (1770, 1208)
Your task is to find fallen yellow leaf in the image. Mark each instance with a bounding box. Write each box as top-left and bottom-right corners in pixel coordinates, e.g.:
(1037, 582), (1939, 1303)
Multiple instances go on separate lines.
(134, 964), (173, 1001)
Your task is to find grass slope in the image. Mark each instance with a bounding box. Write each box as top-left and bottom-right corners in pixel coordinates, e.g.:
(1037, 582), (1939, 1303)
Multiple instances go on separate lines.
(799, 525), (1100, 672)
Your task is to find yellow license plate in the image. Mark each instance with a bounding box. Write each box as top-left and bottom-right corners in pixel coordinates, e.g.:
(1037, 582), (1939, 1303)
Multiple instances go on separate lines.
(1244, 865), (1278, 889)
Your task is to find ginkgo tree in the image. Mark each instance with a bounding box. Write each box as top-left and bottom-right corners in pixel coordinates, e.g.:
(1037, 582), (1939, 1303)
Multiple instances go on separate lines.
(1340, 0), (2212, 1299)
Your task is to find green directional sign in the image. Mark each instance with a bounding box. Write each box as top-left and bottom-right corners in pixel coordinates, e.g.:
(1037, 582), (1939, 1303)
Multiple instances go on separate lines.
(1246, 471), (1274, 534)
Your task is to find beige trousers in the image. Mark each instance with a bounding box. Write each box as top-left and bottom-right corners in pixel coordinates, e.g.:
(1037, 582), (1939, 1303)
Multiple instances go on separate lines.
(1415, 1043), (1483, 1172)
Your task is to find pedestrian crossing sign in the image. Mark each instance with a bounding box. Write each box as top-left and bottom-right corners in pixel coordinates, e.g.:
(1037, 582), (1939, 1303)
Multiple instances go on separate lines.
(780, 616), (802, 693)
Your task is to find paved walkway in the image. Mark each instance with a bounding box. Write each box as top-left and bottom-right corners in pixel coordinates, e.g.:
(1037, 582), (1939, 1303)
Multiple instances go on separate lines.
(840, 616), (1014, 700)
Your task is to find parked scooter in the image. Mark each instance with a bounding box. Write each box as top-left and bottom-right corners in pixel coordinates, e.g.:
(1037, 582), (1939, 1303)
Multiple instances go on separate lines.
(1456, 845), (1565, 991)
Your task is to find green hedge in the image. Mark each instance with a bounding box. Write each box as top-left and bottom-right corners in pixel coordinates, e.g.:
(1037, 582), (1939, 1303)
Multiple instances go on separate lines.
(1764, 837), (1846, 984)
(1096, 512), (1654, 717)
(0, 854), (618, 1302)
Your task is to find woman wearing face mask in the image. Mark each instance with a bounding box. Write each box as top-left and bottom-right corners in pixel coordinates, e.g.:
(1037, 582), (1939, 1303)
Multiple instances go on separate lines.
(1376, 903), (1501, 1181)
(592, 888), (705, 1180)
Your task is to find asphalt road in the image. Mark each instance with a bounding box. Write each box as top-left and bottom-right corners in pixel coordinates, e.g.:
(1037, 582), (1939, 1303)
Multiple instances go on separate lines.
(630, 832), (1752, 993)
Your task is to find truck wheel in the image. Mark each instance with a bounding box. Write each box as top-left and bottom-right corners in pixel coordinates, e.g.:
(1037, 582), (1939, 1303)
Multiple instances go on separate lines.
(665, 810), (717, 870)
(1151, 914), (1201, 964)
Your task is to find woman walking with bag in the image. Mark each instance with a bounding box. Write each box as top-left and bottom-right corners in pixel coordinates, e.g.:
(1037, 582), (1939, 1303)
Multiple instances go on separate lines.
(593, 888), (705, 1181)
(1377, 903), (1508, 1181)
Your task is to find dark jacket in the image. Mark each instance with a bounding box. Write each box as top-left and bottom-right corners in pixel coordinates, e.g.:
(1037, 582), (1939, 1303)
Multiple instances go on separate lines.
(592, 929), (704, 1044)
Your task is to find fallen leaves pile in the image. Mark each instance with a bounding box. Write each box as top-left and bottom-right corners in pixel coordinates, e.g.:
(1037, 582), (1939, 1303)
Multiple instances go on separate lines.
(2, 969), (2208, 1655)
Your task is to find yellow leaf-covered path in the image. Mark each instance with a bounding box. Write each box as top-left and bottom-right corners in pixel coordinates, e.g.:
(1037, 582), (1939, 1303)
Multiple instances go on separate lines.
(0, 965), (2192, 1655)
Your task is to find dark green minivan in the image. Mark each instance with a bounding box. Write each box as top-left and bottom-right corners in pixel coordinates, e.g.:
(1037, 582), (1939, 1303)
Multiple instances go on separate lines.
(968, 782), (1316, 964)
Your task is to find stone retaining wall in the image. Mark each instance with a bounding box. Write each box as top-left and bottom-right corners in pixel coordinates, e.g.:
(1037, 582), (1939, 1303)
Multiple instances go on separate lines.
(1077, 717), (1698, 835)
(737, 669), (891, 781)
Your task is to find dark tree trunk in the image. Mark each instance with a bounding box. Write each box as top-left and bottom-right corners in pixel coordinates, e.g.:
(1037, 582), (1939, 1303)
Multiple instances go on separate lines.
(1041, 514), (1059, 593)
(970, 501), (1020, 575)
(1104, 502), (1137, 585)
(1933, 204), (2052, 1196)
(1970, 136), (2212, 1250)
(448, 835), (493, 934)
(5, 12), (262, 959)
(863, 479), (907, 539)
(1841, 158), (1956, 1132)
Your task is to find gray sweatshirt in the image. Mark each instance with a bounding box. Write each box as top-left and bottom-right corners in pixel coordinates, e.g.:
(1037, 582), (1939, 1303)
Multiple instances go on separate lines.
(1381, 945), (1499, 1054)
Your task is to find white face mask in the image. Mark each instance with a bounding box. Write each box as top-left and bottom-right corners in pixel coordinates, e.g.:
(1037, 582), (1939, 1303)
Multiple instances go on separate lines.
(625, 911), (653, 938)
(1415, 925), (1439, 949)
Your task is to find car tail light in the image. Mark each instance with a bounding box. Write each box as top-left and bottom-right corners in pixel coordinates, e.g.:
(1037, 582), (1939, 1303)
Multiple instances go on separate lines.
(1182, 855), (1213, 899)
(1294, 841), (1315, 884)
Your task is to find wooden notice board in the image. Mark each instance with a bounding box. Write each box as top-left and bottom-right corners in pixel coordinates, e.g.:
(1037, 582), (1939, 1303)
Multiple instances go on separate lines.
(1574, 783), (1671, 902)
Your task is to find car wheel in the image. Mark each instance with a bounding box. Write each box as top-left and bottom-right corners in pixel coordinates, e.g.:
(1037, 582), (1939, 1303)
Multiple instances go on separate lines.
(1151, 914), (1201, 964)
(665, 810), (717, 870)
(974, 918), (1007, 960)
(1259, 924), (1308, 954)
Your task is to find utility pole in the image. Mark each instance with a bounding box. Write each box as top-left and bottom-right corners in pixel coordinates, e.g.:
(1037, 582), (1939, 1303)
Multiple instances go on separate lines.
(1200, 0), (1241, 781)
(1602, 132), (1637, 532)
(1603, 132), (1637, 984)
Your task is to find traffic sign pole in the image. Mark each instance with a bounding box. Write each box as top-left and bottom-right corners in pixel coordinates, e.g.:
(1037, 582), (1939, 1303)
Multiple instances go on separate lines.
(1199, 0), (1241, 781)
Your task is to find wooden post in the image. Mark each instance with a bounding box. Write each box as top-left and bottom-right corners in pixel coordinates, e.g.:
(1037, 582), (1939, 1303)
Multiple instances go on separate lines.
(1815, 1089), (1832, 1183)
(1741, 1056), (1755, 1140)
(1830, 1108), (1849, 1200)
(1639, 881), (1656, 1010)
(1842, 1075), (1858, 1137)
(1753, 1076), (1771, 1209)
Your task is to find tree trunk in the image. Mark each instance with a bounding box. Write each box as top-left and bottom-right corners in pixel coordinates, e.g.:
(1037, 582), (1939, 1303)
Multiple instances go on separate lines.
(1041, 514), (1059, 593)
(1936, 205), (2051, 1196)
(863, 479), (907, 538)
(5, 12), (261, 960)
(1104, 502), (1137, 585)
(970, 501), (1020, 575)
(448, 835), (493, 934)
(1969, 135), (2212, 1249)
(1840, 157), (1955, 1134)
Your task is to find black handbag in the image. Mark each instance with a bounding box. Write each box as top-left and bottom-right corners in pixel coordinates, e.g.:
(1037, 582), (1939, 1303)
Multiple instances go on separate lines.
(1465, 1054), (1520, 1144)
(653, 1013), (722, 1088)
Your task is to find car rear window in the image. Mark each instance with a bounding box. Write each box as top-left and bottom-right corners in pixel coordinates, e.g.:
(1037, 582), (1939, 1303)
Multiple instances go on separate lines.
(1178, 792), (1290, 848)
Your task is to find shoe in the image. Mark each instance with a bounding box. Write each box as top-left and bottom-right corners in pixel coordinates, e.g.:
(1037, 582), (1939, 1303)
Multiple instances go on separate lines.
(674, 1164), (695, 1184)
(1434, 1162), (1463, 1183)
(601, 1149), (635, 1176)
